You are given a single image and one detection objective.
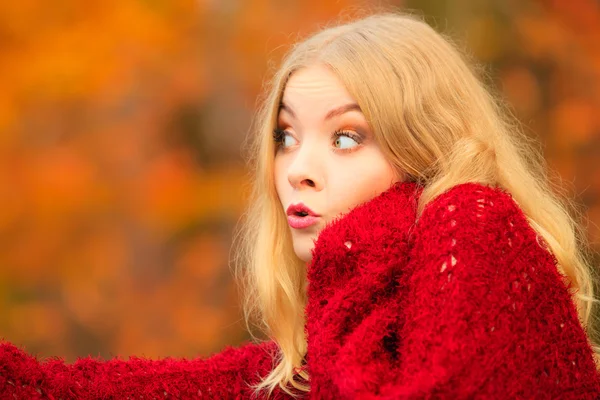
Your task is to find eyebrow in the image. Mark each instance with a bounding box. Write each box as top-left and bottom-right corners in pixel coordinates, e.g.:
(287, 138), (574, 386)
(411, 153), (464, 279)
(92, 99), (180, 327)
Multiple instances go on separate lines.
(278, 101), (362, 121)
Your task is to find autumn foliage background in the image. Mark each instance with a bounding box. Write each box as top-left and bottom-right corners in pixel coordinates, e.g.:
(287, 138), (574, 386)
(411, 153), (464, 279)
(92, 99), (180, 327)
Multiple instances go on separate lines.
(0, 0), (599, 362)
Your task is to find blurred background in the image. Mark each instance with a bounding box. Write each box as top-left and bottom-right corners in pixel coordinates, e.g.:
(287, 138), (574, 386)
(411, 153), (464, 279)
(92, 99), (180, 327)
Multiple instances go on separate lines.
(0, 0), (599, 362)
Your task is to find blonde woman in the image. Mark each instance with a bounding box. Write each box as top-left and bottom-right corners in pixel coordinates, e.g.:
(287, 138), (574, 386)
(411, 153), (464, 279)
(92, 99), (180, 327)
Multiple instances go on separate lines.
(1, 11), (599, 399)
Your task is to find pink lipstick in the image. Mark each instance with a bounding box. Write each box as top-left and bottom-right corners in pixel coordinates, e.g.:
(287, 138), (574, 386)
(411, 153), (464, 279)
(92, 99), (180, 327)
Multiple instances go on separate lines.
(286, 203), (320, 229)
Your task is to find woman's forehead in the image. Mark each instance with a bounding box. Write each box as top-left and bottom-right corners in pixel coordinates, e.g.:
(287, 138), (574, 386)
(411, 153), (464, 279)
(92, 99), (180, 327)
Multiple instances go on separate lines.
(279, 65), (359, 120)
(284, 65), (352, 98)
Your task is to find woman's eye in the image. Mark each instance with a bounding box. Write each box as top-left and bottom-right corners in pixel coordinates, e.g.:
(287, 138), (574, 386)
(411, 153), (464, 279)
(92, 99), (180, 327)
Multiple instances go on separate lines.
(273, 129), (298, 149)
(334, 134), (359, 149)
(283, 133), (298, 148)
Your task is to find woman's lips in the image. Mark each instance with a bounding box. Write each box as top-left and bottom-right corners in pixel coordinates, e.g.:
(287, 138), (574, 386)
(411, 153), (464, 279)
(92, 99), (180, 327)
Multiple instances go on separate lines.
(287, 215), (319, 229)
(286, 202), (320, 229)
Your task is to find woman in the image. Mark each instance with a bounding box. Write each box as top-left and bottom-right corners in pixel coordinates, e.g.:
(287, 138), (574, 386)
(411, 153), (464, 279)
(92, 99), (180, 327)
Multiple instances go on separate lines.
(1, 11), (599, 399)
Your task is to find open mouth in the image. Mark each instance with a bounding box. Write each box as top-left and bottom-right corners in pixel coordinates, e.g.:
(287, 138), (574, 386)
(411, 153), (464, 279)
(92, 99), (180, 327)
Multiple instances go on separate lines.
(286, 203), (319, 229)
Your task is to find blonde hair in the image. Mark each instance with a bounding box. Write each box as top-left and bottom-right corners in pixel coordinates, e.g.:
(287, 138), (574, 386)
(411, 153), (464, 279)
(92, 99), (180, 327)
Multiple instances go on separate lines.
(231, 10), (600, 398)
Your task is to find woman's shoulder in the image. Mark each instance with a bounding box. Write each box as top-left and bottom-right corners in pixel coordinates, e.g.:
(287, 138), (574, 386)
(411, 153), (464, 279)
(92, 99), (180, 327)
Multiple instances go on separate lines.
(396, 182), (600, 398)
(414, 182), (543, 254)
(417, 182), (524, 227)
(410, 181), (561, 283)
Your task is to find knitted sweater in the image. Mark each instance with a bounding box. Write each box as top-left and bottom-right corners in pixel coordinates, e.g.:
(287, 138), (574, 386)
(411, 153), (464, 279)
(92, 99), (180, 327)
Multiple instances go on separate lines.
(1, 181), (599, 399)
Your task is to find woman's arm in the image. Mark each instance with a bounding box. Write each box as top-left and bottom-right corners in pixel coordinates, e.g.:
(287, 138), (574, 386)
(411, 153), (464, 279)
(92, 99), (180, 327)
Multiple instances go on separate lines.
(0, 338), (281, 399)
(386, 184), (600, 399)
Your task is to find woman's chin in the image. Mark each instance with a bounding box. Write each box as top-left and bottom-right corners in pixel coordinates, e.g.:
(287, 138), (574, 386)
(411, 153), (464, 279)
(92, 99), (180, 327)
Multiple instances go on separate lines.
(292, 242), (313, 263)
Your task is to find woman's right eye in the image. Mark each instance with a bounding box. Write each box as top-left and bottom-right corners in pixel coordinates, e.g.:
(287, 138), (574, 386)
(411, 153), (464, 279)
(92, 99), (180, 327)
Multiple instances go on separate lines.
(283, 133), (298, 147)
(273, 129), (298, 149)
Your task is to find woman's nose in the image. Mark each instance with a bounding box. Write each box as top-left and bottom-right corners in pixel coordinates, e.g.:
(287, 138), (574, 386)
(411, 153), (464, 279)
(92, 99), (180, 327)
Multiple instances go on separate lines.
(287, 143), (323, 191)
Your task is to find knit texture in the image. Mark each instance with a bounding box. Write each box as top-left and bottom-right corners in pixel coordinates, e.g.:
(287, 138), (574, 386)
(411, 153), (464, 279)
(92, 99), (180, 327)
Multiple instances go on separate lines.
(2, 181), (599, 399)
(0, 338), (282, 399)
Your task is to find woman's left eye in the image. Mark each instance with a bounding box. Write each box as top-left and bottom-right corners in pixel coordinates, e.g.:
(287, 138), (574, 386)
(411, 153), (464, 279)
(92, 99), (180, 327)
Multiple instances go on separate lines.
(333, 131), (360, 150)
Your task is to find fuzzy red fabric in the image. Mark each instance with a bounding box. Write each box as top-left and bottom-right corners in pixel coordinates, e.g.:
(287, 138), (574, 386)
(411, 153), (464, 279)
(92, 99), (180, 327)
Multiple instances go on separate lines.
(1, 181), (599, 399)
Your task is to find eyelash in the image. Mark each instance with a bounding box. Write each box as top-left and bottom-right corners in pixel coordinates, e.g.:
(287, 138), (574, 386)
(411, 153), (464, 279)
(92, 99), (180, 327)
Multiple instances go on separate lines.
(272, 129), (363, 152)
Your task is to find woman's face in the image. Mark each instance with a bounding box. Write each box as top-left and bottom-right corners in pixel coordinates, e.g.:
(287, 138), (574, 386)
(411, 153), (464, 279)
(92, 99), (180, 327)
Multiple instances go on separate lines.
(274, 63), (402, 263)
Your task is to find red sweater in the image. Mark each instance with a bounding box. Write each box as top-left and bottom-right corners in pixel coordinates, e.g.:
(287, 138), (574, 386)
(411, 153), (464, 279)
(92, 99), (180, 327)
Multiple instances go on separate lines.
(1, 181), (599, 399)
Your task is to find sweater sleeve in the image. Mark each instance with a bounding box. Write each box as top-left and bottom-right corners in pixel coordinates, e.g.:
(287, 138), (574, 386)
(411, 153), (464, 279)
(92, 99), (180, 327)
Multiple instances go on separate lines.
(0, 338), (282, 399)
(384, 184), (600, 399)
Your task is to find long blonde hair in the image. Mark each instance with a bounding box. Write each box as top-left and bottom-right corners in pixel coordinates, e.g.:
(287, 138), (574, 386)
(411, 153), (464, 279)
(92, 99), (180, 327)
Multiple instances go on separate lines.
(231, 10), (600, 398)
